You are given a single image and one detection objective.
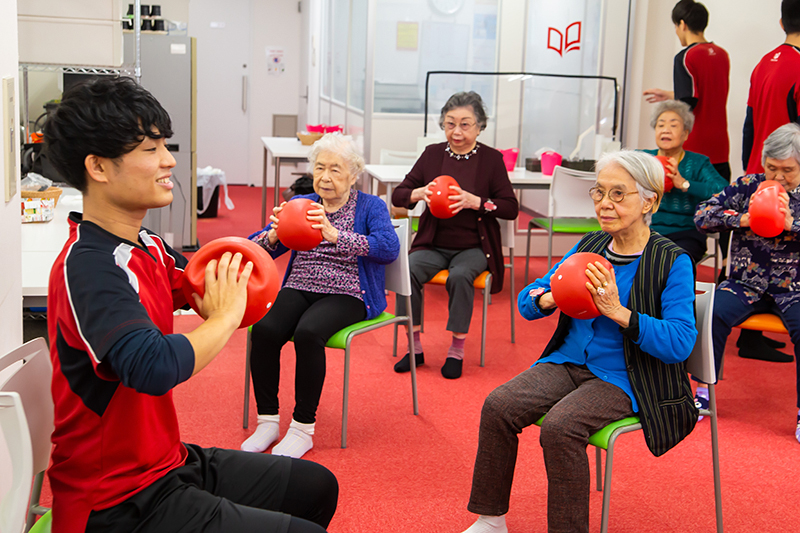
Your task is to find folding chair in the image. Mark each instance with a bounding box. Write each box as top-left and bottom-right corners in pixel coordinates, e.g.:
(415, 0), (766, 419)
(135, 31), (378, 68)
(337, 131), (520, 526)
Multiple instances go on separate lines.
(534, 282), (722, 532)
(524, 165), (601, 285)
(409, 219), (517, 367)
(243, 218), (417, 448)
(0, 338), (54, 532)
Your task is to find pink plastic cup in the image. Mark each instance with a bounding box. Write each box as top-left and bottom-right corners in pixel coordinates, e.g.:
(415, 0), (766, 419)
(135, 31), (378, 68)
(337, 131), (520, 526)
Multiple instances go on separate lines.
(540, 151), (563, 176)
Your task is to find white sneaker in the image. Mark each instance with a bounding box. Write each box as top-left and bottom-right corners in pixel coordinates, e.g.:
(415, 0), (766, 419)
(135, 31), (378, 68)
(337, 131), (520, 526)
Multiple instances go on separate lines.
(461, 515), (508, 533)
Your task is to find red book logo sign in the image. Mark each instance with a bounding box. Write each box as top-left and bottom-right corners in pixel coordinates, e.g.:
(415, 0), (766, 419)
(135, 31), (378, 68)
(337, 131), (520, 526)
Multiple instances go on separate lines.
(547, 22), (582, 56)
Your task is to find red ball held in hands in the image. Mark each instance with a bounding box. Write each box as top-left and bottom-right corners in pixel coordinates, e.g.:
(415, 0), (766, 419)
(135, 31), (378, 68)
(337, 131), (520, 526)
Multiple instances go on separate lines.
(748, 180), (786, 238)
(654, 155), (674, 193)
(276, 198), (324, 251)
(550, 252), (614, 320)
(429, 175), (460, 219)
(182, 237), (281, 329)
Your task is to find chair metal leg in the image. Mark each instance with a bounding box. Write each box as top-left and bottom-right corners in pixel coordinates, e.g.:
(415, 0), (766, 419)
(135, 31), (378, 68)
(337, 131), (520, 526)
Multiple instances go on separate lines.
(595, 447), (603, 492)
(392, 323), (398, 357)
(708, 384), (724, 533)
(342, 341), (352, 448)
(420, 285), (425, 333)
(243, 328), (252, 429)
(599, 434), (619, 533)
(406, 295), (419, 415)
(547, 218), (554, 269)
(481, 275), (491, 367)
(510, 246), (515, 344)
(26, 471), (45, 530)
(525, 219), (534, 286)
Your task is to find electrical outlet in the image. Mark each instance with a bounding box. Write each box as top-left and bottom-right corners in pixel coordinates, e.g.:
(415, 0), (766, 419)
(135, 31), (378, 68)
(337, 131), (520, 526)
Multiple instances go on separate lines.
(3, 77), (17, 203)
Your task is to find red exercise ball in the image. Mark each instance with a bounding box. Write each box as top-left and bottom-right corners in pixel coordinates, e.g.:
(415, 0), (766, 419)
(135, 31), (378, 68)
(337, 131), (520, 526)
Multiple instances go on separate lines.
(182, 237), (281, 329)
(655, 155), (674, 193)
(748, 180), (786, 238)
(276, 198), (323, 251)
(550, 252), (614, 320)
(429, 175), (460, 219)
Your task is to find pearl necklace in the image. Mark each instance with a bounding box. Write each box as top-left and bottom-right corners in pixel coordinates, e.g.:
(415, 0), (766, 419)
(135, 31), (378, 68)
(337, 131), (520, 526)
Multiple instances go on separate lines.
(446, 143), (478, 160)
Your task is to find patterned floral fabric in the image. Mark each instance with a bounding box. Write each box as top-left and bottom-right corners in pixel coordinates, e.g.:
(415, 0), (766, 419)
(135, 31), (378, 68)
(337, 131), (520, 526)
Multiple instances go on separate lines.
(694, 173), (800, 312)
(281, 190), (368, 300)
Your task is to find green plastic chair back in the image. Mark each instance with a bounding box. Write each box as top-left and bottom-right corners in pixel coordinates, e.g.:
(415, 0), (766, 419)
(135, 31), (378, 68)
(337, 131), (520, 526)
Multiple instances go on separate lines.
(532, 217), (601, 234)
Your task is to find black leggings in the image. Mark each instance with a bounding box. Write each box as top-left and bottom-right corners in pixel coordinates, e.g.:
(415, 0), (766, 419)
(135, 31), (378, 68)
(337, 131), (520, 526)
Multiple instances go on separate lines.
(86, 444), (338, 533)
(250, 288), (366, 424)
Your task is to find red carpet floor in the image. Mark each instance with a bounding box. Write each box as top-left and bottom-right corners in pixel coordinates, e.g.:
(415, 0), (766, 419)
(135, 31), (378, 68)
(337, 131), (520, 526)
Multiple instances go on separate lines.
(173, 186), (800, 532)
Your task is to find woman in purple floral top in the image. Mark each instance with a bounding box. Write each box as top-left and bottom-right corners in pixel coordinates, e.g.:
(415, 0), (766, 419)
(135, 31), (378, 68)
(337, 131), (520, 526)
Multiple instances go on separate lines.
(241, 134), (400, 458)
(693, 123), (800, 444)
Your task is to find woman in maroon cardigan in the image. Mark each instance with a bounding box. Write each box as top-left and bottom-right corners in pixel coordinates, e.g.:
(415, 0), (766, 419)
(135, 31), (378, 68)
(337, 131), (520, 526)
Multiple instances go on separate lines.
(392, 91), (519, 379)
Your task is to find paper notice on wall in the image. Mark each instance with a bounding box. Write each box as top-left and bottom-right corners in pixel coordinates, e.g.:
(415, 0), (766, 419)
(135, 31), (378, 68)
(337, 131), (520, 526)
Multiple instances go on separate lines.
(396, 22), (418, 51)
(265, 47), (285, 75)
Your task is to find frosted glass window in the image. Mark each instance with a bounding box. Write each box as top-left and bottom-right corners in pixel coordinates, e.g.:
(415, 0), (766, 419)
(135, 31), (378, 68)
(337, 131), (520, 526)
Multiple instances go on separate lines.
(374, 0), (499, 114)
(349, 0), (367, 111)
(321, 0), (331, 98)
(332, 0), (349, 103)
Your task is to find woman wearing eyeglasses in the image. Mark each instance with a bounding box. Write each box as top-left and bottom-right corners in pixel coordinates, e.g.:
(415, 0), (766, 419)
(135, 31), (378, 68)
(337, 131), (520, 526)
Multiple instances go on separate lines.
(641, 100), (728, 264)
(459, 150), (697, 533)
(391, 91), (519, 379)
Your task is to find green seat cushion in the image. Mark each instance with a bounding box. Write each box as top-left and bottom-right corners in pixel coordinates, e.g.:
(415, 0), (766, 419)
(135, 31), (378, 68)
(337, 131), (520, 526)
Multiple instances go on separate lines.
(326, 311), (395, 349)
(534, 414), (641, 450)
(411, 218), (419, 233)
(250, 312), (397, 350)
(532, 217), (601, 233)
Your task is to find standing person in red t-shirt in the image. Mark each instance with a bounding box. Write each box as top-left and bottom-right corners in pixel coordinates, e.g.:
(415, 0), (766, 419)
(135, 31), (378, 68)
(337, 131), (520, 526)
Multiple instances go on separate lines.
(743, 0), (800, 176)
(644, 0), (731, 180)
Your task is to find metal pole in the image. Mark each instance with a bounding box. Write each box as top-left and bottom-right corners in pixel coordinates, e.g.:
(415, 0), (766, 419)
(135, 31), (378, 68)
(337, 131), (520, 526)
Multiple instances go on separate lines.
(134, 0), (142, 84)
(23, 67), (30, 143)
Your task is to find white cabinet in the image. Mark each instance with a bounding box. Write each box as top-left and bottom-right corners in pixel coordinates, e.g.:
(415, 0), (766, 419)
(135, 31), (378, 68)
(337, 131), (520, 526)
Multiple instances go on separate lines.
(17, 0), (123, 66)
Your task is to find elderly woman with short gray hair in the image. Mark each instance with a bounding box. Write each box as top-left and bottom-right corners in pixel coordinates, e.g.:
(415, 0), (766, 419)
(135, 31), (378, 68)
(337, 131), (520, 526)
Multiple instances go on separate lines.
(391, 91), (519, 379)
(641, 99), (727, 264)
(242, 133), (400, 458)
(460, 150), (697, 533)
(693, 122), (800, 445)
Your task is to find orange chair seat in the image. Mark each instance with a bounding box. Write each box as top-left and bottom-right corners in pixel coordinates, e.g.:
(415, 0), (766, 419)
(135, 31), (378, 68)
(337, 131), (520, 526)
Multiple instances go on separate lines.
(428, 269), (490, 289)
(734, 313), (788, 334)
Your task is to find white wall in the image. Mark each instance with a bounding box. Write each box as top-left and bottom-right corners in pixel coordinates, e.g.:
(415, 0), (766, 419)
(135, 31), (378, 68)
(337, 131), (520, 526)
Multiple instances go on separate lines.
(248, 0), (303, 186)
(628, 0), (785, 179)
(1, 0), (23, 353)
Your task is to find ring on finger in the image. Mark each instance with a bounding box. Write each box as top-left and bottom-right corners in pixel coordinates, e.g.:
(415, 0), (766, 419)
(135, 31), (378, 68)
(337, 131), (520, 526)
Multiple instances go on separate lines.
(603, 282), (608, 287)
(597, 287), (606, 296)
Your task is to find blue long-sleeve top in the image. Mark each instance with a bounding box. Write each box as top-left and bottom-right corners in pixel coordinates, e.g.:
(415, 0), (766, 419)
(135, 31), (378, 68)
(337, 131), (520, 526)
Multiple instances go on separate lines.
(518, 242), (696, 412)
(249, 191), (400, 319)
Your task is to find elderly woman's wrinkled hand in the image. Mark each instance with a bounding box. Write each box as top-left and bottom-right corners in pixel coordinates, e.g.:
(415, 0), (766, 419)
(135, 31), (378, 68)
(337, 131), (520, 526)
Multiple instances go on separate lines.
(585, 261), (625, 319)
(308, 202), (339, 244)
(411, 183), (433, 205)
(778, 190), (795, 231)
(448, 185), (481, 214)
(267, 202), (287, 246)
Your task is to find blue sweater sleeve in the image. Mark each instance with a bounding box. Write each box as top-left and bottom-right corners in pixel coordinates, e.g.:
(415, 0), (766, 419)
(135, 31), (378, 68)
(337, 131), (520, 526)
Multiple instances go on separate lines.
(105, 330), (195, 396)
(517, 242), (580, 320)
(635, 254), (697, 363)
(362, 196), (400, 264)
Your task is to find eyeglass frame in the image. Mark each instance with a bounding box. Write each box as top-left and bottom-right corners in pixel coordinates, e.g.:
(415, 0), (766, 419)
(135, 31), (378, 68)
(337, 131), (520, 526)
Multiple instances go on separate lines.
(588, 186), (640, 203)
(443, 120), (478, 132)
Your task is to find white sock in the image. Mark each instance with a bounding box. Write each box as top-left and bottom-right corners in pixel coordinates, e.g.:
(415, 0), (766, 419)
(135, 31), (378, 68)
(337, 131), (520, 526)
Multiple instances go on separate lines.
(272, 419), (315, 459)
(461, 515), (508, 533)
(240, 414), (280, 453)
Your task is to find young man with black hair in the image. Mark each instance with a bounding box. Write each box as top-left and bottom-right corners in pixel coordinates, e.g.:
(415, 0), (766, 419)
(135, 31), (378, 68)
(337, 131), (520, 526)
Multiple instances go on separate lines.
(43, 76), (338, 533)
(743, 0), (800, 176)
(644, 0), (731, 180)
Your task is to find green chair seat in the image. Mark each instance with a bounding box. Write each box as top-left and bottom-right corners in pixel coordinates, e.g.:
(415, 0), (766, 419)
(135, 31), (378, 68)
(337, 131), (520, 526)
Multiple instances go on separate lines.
(534, 414), (641, 450)
(29, 510), (52, 533)
(326, 312), (395, 349)
(532, 217), (602, 234)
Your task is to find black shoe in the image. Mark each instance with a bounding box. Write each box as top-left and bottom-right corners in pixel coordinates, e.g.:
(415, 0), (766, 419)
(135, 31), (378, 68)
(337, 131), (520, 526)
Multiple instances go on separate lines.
(738, 344), (794, 363)
(737, 329), (787, 350)
(441, 357), (463, 379)
(394, 352), (424, 373)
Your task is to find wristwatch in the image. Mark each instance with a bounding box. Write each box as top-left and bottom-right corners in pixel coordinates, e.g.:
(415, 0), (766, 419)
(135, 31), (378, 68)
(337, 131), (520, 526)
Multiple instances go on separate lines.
(681, 180), (690, 191)
(484, 199), (497, 212)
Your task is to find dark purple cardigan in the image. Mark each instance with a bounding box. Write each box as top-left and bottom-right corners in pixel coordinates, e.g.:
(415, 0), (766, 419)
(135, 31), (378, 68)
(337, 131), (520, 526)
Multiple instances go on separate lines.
(391, 142), (519, 294)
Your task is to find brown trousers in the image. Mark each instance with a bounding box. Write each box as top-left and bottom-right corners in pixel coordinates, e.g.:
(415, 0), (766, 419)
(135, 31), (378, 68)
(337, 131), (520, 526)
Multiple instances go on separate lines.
(468, 363), (634, 533)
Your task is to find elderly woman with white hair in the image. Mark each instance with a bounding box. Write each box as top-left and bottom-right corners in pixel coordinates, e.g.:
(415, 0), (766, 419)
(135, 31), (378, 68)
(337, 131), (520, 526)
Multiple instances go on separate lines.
(642, 99), (728, 264)
(693, 122), (800, 444)
(460, 150), (697, 533)
(242, 133), (400, 458)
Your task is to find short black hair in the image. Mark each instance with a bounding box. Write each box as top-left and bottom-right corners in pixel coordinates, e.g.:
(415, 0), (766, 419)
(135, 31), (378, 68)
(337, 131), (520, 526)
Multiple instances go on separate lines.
(671, 0), (709, 33)
(783, 0), (800, 34)
(43, 76), (173, 192)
